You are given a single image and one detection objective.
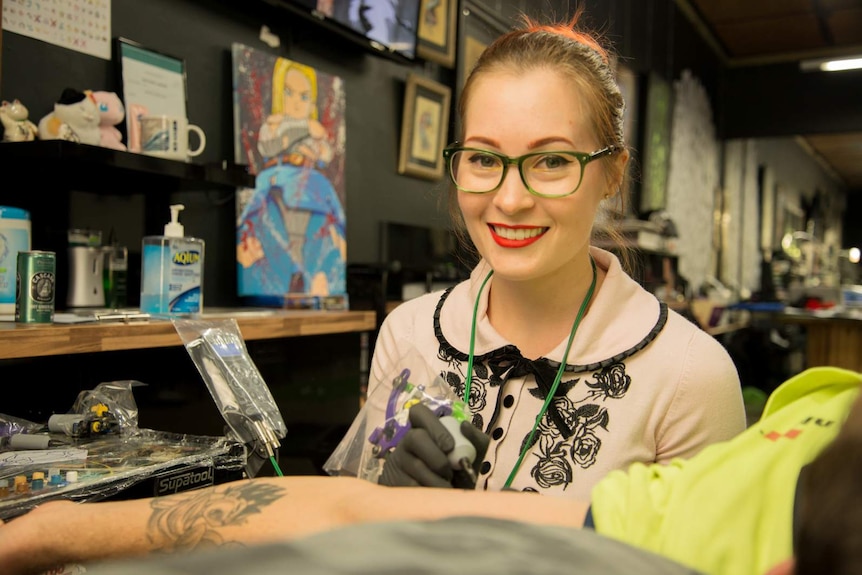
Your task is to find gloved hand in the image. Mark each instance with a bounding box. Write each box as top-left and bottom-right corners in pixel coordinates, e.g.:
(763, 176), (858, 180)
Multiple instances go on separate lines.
(379, 402), (489, 489)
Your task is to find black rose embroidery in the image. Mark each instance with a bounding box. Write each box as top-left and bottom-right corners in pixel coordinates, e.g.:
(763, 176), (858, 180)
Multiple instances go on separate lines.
(571, 431), (601, 467)
(568, 403), (610, 436)
(585, 362), (631, 400)
(532, 434), (573, 488)
(530, 398), (610, 485)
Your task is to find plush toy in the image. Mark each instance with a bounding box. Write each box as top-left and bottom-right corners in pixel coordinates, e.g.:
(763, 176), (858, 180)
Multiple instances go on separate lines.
(92, 91), (126, 151)
(37, 88), (101, 146)
(0, 99), (39, 142)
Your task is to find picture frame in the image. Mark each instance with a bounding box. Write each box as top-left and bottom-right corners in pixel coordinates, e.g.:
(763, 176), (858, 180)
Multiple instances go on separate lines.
(398, 73), (451, 181)
(116, 37), (188, 152)
(455, 1), (508, 102)
(416, 0), (457, 68)
(638, 72), (673, 214)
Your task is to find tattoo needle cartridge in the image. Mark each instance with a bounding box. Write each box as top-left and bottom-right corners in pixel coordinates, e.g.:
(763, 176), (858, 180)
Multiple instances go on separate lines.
(439, 415), (478, 484)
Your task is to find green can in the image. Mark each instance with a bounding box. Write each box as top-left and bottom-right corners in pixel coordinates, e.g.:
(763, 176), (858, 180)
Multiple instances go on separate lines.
(15, 250), (56, 323)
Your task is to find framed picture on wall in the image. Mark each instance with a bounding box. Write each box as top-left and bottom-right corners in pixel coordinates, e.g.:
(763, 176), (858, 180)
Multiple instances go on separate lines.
(456, 1), (509, 101)
(639, 72), (673, 214)
(398, 73), (451, 181)
(416, 0), (457, 68)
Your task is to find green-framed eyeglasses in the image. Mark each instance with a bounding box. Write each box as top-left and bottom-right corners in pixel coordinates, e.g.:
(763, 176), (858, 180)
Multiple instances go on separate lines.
(442, 144), (619, 198)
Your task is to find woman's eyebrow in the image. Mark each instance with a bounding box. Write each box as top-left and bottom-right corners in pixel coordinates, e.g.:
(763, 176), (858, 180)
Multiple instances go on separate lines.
(462, 136), (499, 148)
(462, 137), (578, 150)
(526, 136), (577, 149)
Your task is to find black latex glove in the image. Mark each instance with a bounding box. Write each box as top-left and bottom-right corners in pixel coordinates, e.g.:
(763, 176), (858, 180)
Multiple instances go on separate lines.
(379, 403), (489, 489)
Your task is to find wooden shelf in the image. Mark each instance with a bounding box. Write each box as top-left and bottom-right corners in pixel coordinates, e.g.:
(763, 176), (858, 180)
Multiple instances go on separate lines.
(0, 310), (376, 360)
(0, 140), (255, 192)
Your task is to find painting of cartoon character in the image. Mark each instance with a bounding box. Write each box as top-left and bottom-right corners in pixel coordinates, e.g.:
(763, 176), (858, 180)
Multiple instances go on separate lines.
(232, 44), (347, 301)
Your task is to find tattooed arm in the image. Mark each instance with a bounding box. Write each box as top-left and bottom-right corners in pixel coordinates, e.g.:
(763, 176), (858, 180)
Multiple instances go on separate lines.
(0, 476), (589, 575)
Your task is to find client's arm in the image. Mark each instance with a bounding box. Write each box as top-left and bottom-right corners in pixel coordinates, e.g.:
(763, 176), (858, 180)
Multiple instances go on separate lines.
(0, 475), (589, 575)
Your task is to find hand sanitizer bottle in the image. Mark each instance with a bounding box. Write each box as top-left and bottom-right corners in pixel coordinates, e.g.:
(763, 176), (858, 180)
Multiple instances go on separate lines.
(140, 204), (205, 315)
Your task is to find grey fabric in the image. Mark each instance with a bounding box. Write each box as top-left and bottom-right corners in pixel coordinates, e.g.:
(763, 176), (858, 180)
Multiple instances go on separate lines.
(85, 516), (702, 575)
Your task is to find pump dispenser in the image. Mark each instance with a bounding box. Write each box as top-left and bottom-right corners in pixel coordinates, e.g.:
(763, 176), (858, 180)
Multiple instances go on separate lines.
(140, 203), (205, 315)
(165, 204), (184, 238)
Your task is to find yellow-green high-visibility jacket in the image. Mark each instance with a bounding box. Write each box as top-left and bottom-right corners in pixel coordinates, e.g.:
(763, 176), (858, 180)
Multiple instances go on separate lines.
(591, 366), (862, 575)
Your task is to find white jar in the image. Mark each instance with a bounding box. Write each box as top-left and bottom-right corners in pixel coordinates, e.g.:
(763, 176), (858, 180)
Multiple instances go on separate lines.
(0, 206), (31, 315)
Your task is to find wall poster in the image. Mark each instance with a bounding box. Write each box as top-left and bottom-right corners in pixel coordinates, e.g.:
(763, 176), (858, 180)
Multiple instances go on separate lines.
(232, 43), (347, 305)
(2, 0), (111, 59)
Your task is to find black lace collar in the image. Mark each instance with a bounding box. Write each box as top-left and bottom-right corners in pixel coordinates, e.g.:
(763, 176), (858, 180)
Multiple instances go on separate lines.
(432, 284), (669, 375)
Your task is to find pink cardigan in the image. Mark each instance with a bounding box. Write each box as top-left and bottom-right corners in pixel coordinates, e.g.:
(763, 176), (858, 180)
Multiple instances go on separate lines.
(369, 247), (746, 499)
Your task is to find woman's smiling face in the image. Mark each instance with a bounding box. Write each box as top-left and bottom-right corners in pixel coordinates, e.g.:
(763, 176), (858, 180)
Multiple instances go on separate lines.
(458, 67), (613, 284)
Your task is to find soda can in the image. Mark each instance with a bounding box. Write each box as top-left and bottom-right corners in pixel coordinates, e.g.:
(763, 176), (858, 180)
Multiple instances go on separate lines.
(15, 250), (56, 323)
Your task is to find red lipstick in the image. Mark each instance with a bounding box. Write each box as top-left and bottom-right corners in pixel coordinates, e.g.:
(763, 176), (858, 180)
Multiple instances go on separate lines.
(488, 224), (546, 248)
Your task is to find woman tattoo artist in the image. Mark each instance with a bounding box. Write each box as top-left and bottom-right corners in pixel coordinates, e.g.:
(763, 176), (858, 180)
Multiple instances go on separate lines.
(367, 11), (745, 498)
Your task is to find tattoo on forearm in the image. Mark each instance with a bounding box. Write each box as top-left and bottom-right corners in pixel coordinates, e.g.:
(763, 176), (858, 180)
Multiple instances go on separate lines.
(146, 481), (285, 551)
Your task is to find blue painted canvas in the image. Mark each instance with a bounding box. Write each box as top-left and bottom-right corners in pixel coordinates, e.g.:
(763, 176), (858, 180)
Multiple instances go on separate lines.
(232, 43), (347, 304)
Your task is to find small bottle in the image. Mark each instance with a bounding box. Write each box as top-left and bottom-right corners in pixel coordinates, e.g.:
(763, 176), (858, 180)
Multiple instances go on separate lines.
(140, 204), (205, 315)
(14, 475), (29, 493)
(31, 471), (45, 490)
(103, 243), (129, 309)
(49, 468), (65, 486)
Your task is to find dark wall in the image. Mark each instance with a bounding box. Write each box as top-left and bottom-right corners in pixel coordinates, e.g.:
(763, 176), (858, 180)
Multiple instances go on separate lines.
(844, 193), (862, 250)
(720, 63), (862, 140)
(0, 0), (718, 307)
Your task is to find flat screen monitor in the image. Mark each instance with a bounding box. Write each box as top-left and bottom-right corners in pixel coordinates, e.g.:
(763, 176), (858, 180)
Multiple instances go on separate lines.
(287, 0), (420, 60)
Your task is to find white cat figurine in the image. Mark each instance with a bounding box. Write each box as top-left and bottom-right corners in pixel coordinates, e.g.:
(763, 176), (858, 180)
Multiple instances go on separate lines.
(38, 88), (101, 146)
(0, 99), (39, 142)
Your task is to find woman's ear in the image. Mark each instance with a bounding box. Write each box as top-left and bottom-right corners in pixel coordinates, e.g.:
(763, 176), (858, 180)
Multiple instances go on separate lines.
(611, 148), (630, 192)
(617, 147), (630, 165)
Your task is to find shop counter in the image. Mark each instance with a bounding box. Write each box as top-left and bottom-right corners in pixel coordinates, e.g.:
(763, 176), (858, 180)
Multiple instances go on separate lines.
(752, 308), (862, 372)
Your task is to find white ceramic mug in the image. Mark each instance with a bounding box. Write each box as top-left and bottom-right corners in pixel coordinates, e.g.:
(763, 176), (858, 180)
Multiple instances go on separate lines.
(139, 115), (206, 161)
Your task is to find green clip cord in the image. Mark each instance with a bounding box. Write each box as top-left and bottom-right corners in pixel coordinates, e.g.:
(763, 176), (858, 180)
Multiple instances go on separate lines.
(270, 455), (284, 477)
(462, 258), (597, 489)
